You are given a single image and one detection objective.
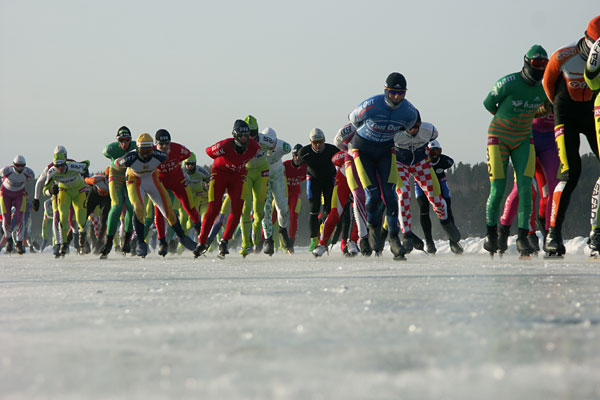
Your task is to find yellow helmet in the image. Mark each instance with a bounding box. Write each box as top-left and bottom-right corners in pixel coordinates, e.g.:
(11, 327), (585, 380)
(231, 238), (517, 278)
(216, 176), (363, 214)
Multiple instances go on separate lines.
(136, 133), (154, 148)
(244, 115), (259, 136)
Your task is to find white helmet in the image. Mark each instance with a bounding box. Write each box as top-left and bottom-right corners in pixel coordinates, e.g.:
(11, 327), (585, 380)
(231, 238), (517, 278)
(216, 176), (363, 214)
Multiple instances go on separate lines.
(309, 128), (325, 142)
(53, 145), (67, 156)
(261, 127), (277, 143)
(428, 140), (441, 151)
(13, 155), (26, 166)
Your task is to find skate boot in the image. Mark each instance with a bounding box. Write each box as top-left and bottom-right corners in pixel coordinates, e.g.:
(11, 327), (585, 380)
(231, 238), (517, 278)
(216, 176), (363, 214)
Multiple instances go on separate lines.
(408, 231), (424, 251)
(589, 229), (600, 258)
(308, 237), (319, 252)
(73, 232), (80, 254)
(172, 221), (196, 251)
(402, 232), (414, 254)
(528, 233), (540, 254)
(359, 237), (372, 256)
(483, 225), (498, 255)
(425, 239), (437, 254)
(312, 244), (327, 257)
(264, 237), (275, 256)
(516, 228), (534, 257)
(239, 246), (251, 258)
(135, 241), (148, 258)
(545, 228), (565, 257)
(16, 241), (25, 255)
(368, 225), (383, 255)
(78, 232), (88, 255)
(388, 233), (406, 260)
(193, 243), (208, 258)
(403, 231), (424, 253)
(121, 231), (133, 255)
(53, 244), (61, 258)
(347, 240), (359, 257)
(449, 240), (464, 254)
(99, 237), (113, 260)
(240, 237), (253, 257)
(536, 215), (548, 240)
(279, 227), (293, 252)
(441, 218), (461, 243)
(158, 238), (168, 257)
(93, 239), (104, 255)
(59, 242), (69, 257)
(498, 224), (510, 255)
(6, 238), (14, 254)
(218, 239), (229, 258)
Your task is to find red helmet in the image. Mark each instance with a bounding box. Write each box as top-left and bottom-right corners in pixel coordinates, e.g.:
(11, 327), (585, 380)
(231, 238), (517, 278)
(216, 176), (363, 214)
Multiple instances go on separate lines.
(585, 16), (600, 42)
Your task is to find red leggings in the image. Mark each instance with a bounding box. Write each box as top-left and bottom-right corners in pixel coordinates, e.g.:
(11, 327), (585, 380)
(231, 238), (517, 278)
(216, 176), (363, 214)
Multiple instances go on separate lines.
(199, 171), (246, 244)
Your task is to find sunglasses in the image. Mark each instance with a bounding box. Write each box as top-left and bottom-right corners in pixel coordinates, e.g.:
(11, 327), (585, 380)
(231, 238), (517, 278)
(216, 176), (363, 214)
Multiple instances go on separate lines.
(14, 164), (25, 168)
(387, 89), (407, 96)
(530, 58), (548, 69)
(118, 138), (131, 143)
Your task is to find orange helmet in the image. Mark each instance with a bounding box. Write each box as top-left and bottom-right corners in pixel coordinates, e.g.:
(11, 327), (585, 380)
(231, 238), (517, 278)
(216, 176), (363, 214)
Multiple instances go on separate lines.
(585, 16), (600, 43)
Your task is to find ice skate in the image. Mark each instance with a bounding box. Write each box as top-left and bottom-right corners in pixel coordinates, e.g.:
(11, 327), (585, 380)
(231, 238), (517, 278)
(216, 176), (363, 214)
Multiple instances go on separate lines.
(135, 241), (148, 258)
(218, 239), (229, 259)
(449, 240), (463, 255)
(544, 228), (565, 259)
(516, 229), (534, 259)
(158, 239), (168, 257)
(312, 244), (327, 257)
(347, 240), (359, 257)
(425, 239), (437, 254)
(359, 237), (372, 257)
(389, 234), (406, 261)
(16, 241), (25, 255)
(498, 224), (510, 255)
(483, 225), (498, 257)
(193, 243), (208, 258)
(264, 237), (275, 256)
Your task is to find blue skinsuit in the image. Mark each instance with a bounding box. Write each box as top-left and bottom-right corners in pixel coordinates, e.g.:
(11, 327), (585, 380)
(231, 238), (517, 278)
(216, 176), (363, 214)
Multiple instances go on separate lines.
(349, 94), (419, 235)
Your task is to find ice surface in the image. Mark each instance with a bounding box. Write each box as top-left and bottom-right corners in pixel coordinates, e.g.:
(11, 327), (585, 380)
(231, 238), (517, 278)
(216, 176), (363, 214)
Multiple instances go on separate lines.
(1, 237), (600, 400)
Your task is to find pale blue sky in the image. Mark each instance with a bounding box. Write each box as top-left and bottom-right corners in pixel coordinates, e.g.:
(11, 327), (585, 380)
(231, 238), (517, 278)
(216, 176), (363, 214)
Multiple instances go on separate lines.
(0, 0), (597, 174)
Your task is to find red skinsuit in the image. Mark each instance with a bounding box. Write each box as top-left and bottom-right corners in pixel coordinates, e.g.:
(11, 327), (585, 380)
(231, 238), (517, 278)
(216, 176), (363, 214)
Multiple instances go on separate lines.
(154, 142), (200, 239)
(199, 138), (260, 243)
(283, 159), (307, 241)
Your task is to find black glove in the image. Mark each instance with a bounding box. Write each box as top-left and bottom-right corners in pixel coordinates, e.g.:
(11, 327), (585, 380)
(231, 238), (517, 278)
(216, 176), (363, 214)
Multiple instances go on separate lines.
(32, 199), (40, 212)
(51, 185), (59, 195)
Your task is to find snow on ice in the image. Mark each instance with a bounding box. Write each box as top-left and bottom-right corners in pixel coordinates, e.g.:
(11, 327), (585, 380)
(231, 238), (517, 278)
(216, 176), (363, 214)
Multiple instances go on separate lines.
(1, 235), (599, 399)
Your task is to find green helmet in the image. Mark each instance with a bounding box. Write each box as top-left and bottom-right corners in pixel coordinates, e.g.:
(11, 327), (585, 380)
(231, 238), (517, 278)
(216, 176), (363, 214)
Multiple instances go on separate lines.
(53, 152), (67, 167)
(525, 44), (548, 60)
(184, 152), (197, 165)
(244, 115), (259, 137)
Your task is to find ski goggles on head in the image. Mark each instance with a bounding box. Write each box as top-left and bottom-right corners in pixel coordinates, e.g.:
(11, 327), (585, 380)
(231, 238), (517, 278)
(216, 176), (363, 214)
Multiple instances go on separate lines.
(529, 58), (548, 69)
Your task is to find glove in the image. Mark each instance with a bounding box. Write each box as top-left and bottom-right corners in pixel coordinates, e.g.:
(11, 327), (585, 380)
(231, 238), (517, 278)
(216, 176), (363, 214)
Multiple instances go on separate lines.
(32, 199), (40, 211)
(51, 185), (59, 195)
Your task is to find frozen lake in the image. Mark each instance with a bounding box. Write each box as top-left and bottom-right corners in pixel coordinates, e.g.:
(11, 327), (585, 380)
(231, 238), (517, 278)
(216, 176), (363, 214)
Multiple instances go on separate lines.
(1, 237), (600, 399)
